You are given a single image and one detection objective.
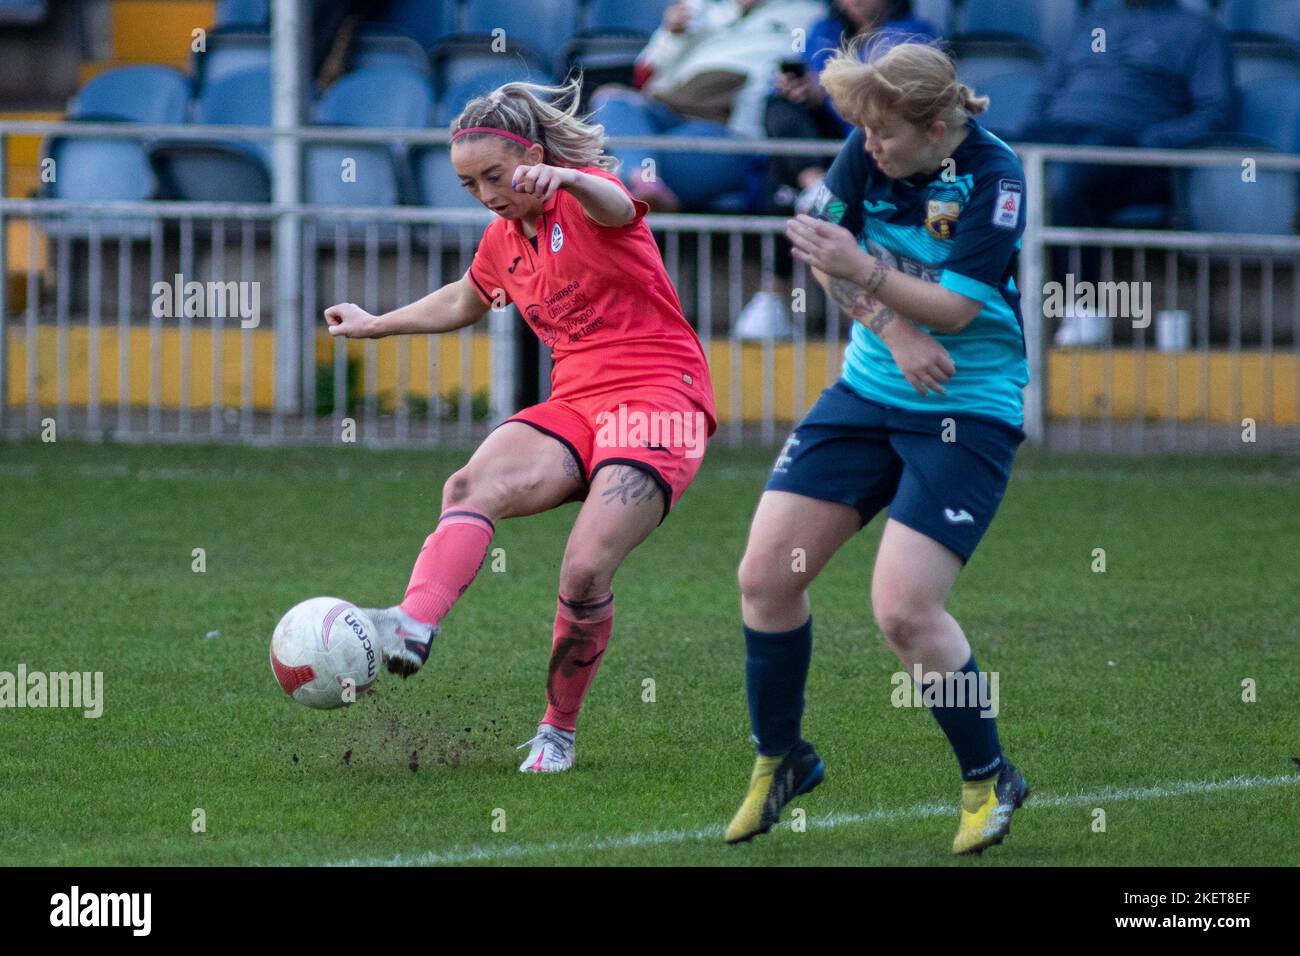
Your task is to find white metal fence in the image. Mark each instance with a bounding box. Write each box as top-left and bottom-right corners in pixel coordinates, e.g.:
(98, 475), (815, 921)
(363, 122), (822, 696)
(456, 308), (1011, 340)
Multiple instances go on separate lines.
(2, 120), (1299, 452)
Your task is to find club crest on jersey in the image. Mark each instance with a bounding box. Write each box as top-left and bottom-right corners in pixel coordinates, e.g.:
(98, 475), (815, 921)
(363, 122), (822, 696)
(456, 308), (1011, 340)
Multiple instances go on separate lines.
(550, 222), (564, 253)
(925, 199), (960, 240)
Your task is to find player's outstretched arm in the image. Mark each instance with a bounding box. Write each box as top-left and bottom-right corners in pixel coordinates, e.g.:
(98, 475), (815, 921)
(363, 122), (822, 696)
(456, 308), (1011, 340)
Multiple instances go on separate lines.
(324, 274), (489, 338)
(511, 164), (636, 227)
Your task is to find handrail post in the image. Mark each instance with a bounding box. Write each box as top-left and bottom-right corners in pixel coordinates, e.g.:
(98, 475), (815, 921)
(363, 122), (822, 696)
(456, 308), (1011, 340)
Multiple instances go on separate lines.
(271, 0), (304, 416)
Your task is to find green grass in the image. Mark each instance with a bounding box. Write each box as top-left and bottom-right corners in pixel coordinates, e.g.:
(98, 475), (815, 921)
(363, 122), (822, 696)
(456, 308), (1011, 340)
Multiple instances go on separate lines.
(2, 438), (1297, 866)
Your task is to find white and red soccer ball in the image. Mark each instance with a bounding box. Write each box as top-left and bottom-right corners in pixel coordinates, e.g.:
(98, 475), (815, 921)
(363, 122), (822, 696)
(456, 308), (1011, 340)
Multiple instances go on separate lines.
(270, 598), (378, 709)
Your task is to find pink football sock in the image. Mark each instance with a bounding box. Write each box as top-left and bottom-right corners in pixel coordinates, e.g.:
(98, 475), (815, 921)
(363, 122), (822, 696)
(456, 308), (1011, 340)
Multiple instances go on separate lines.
(399, 510), (494, 627)
(543, 593), (615, 732)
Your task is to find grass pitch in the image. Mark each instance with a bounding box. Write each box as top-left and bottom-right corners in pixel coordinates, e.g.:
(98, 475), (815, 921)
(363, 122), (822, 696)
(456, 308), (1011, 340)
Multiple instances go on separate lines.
(3, 438), (1297, 866)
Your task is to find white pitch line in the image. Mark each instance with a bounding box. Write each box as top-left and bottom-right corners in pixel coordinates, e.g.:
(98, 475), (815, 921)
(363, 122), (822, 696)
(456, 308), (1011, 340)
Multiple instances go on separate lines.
(325, 772), (1299, 867)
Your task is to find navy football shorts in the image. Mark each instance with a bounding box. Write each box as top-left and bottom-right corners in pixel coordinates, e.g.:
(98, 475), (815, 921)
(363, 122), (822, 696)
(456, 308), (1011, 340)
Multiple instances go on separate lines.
(765, 381), (1025, 562)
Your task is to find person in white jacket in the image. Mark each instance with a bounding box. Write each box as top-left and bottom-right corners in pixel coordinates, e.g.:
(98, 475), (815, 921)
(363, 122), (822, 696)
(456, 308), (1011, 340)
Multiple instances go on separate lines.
(591, 0), (825, 211)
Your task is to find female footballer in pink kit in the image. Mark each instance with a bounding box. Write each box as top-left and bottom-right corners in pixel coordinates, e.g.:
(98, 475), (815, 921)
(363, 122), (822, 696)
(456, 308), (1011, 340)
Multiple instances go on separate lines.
(325, 79), (716, 772)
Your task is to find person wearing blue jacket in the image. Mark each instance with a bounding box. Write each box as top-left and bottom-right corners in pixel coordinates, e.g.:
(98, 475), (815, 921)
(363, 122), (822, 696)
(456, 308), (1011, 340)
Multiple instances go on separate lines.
(1022, 0), (1234, 230)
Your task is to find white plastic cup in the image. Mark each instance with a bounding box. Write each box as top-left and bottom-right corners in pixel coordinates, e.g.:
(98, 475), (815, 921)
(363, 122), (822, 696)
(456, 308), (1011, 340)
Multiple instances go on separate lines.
(1155, 310), (1191, 352)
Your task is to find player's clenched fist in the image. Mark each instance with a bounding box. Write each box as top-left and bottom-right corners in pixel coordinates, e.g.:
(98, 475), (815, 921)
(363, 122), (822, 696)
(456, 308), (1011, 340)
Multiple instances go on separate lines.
(324, 301), (375, 338)
(511, 163), (576, 202)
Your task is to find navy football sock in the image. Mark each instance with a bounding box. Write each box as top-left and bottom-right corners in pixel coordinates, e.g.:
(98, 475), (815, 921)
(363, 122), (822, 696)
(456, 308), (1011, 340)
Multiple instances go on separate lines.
(743, 617), (813, 757)
(923, 654), (1003, 781)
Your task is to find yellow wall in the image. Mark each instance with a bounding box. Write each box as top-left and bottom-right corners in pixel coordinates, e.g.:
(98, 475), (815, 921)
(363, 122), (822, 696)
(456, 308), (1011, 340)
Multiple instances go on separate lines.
(4, 327), (1297, 426)
(1047, 350), (1298, 425)
(4, 326), (491, 410)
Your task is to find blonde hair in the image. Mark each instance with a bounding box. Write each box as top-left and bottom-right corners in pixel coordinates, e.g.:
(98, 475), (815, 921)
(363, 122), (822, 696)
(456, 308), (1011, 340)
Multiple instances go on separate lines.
(820, 38), (988, 133)
(451, 76), (618, 171)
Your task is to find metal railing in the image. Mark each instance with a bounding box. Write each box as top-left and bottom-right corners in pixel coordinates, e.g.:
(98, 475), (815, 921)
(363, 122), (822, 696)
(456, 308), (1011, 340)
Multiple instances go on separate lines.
(1018, 144), (1300, 452)
(2, 119), (1299, 452)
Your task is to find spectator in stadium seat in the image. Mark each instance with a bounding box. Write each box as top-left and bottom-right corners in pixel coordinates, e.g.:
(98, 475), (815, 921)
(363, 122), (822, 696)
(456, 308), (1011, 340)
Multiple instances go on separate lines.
(1021, 0), (1234, 230)
(739, 1), (939, 339)
(766, 0), (939, 216)
(312, 0), (385, 90)
(590, 0), (825, 212)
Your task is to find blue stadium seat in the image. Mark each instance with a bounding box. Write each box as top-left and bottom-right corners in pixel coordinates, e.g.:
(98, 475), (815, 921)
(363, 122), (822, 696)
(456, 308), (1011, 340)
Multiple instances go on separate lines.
(583, 0), (672, 36)
(365, 0), (460, 48)
(461, 0), (581, 71)
(912, 0), (953, 34)
(318, 67), (433, 127)
(1038, 0), (1078, 53)
(1185, 161), (1297, 234)
(351, 28), (431, 76)
(433, 67), (543, 125)
(149, 68), (272, 202)
(1239, 80), (1300, 152)
(69, 65), (190, 123)
(40, 66), (190, 236)
(972, 64), (1042, 140)
(954, 46), (1046, 103)
(954, 0), (1043, 46)
(310, 67), (434, 217)
(431, 40), (544, 99)
(0, 0), (45, 25)
(42, 136), (154, 203)
(1232, 39), (1300, 89)
(192, 29), (271, 94)
(194, 66), (272, 128)
(306, 143), (405, 226)
(413, 148), (484, 209)
(214, 0), (268, 28)
(1222, 0), (1300, 47)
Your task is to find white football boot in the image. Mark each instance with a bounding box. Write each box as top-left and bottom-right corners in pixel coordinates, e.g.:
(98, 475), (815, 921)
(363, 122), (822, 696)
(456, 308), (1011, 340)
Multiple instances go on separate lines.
(516, 723), (576, 773)
(363, 605), (437, 678)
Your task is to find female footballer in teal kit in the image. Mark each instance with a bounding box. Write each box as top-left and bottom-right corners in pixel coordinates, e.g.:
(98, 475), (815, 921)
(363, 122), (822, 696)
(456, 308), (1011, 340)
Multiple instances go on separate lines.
(725, 40), (1031, 854)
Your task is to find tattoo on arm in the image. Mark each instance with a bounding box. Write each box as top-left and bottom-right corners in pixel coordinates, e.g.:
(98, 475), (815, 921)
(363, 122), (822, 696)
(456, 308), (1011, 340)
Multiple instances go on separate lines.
(828, 276), (897, 335)
(864, 257), (890, 295)
(867, 307), (896, 335)
(599, 465), (657, 507)
(828, 277), (876, 319)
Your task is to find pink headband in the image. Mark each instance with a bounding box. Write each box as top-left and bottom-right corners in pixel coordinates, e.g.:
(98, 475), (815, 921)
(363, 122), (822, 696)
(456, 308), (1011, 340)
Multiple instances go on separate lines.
(452, 126), (536, 148)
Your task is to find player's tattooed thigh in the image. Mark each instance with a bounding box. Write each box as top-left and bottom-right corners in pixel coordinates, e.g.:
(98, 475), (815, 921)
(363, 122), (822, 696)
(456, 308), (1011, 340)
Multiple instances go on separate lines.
(599, 465), (657, 507)
(561, 451), (583, 483)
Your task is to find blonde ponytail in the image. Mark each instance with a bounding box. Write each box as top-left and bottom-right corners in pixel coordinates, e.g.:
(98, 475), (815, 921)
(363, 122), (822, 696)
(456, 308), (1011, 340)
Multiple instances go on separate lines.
(451, 76), (618, 171)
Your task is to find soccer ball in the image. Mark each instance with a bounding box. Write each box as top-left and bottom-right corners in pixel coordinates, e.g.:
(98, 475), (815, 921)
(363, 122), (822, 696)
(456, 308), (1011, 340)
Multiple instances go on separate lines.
(270, 598), (379, 709)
